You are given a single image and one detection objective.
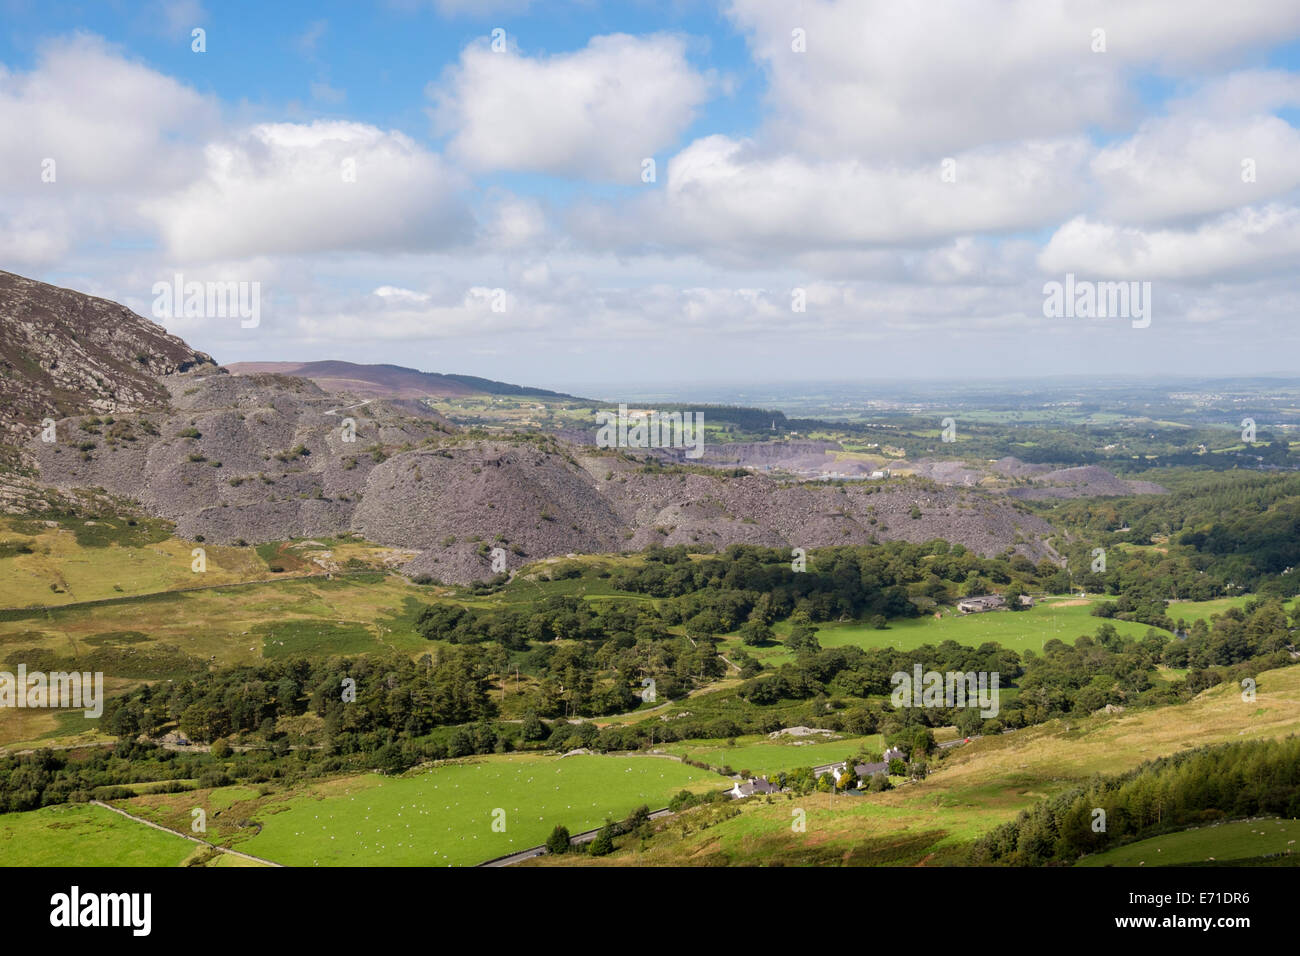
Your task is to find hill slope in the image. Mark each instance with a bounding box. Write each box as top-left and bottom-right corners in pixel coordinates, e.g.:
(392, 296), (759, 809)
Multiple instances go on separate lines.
(31, 370), (1056, 582)
(3, 272), (1059, 581)
(225, 360), (575, 400)
(0, 271), (215, 444)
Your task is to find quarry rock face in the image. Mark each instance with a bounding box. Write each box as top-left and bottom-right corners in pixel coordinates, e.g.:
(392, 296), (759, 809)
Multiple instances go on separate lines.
(29, 368), (1055, 581)
(6, 272), (1061, 582)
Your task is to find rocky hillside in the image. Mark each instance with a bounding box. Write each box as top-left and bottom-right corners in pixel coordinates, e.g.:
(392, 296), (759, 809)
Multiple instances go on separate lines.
(30, 370), (452, 541)
(5, 273), (1062, 582)
(0, 271), (215, 446)
(31, 370), (1056, 582)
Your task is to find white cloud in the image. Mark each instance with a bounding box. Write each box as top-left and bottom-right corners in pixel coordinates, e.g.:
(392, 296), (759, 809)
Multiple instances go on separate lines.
(1039, 204), (1300, 280)
(1093, 115), (1300, 224)
(296, 19), (329, 55)
(1091, 72), (1300, 223)
(142, 121), (473, 260)
(571, 134), (1092, 260)
(153, 0), (207, 39)
(725, 0), (1300, 159)
(431, 33), (712, 181)
(0, 34), (214, 193)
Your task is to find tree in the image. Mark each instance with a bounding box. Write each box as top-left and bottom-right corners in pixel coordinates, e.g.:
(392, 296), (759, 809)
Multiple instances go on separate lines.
(912, 726), (934, 757)
(588, 821), (616, 856)
(955, 708), (983, 737)
(739, 619), (774, 646)
(521, 711), (548, 742)
(786, 623), (821, 655)
(546, 825), (571, 855)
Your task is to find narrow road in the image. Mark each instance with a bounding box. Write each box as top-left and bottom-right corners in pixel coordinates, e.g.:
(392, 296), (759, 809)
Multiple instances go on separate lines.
(478, 809), (674, 867)
(91, 800), (283, 867)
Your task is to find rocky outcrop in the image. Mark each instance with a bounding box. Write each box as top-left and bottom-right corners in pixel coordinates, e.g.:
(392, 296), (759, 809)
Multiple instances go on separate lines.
(0, 271), (215, 449)
(4, 273), (1064, 582)
(29, 371), (1056, 582)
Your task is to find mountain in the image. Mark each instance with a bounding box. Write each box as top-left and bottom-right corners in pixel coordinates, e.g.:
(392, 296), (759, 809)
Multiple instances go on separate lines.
(225, 361), (576, 400)
(0, 270), (215, 448)
(2, 272), (1057, 580)
(31, 369), (1055, 582)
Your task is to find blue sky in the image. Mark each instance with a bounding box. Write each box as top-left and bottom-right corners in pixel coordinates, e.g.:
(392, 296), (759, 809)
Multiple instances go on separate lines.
(0, 1), (759, 156)
(2, 1), (1300, 391)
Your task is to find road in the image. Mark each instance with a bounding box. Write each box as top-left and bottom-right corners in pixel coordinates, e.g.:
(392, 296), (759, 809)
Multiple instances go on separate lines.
(478, 809), (675, 867)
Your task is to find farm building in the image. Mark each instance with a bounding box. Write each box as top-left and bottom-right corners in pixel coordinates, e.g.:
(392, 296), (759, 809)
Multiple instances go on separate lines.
(957, 595), (1005, 613)
(730, 777), (778, 798)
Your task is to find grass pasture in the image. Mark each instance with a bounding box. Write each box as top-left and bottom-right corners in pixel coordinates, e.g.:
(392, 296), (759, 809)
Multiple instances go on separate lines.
(532, 665), (1300, 867)
(0, 517), (271, 609)
(121, 752), (717, 867)
(728, 595), (1279, 666)
(1077, 818), (1298, 867)
(0, 802), (196, 867)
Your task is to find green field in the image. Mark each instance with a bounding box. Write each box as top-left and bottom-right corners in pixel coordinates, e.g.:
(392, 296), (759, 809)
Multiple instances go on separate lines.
(728, 595), (1276, 666)
(1078, 818), (1298, 867)
(1163, 595), (1259, 623)
(124, 753), (718, 867)
(660, 733), (883, 775)
(531, 665), (1300, 867)
(0, 803), (197, 867)
(0, 516), (271, 608)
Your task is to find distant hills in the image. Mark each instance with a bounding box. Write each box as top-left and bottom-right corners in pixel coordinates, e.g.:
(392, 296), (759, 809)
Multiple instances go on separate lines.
(225, 361), (577, 401)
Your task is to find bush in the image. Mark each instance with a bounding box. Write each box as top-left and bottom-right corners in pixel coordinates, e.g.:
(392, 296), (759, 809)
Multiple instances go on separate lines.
(546, 825), (571, 855)
(587, 822), (616, 856)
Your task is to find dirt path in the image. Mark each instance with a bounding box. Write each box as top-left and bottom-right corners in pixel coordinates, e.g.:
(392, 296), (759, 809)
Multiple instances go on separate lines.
(324, 399), (372, 417)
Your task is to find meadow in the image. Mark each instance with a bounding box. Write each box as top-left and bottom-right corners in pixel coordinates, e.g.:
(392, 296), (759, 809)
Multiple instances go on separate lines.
(727, 594), (1274, 666)
(0, 519), (1278, 750)
(0, 516), (269, 608)
(658, 733), (882, 775)
(1077, 817), (1298, 867)
(119, 752), (717, 867)
(530, 664), (1300, 867)
(0, 802), (197, 867)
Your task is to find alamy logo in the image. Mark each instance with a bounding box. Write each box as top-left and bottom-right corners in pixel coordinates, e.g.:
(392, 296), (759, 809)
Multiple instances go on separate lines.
(152, 274), (260, 328)
(50, 886), (151, 936)
(0, 665), (103, 718)
(891, 665), (1000, 717)
(595, 403), (704, 459)
(1042, 273), (1151, 328)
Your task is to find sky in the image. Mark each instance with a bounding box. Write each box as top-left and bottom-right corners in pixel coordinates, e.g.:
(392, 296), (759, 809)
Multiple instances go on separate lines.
(2, 0), (1299, 394)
